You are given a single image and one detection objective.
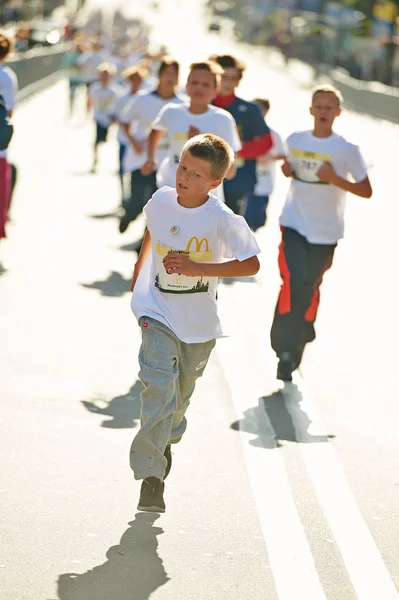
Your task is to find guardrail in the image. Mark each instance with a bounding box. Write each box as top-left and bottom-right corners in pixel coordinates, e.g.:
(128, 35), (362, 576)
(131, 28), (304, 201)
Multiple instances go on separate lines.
(8, 43), (69, 93)
(321, 68), (399, 125)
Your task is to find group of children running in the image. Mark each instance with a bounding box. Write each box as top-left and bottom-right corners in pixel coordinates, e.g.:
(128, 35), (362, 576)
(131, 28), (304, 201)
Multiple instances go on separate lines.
(0, 27), (372, 513)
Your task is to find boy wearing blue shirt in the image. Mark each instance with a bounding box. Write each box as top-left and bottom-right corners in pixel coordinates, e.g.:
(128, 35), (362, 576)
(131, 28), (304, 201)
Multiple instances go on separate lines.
(212, 54), (273, 215)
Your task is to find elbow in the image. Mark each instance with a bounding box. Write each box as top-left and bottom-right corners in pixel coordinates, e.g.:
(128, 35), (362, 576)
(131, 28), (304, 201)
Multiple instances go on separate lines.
(248, 255), (260, 275)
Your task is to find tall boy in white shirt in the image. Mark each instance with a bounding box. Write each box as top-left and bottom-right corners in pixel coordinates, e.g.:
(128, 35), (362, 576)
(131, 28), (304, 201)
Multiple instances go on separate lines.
(142, 60), (241, 203)
(130, 133), (260, 512)
(118, 57), (183, 234)
(271, 85), (372, 382)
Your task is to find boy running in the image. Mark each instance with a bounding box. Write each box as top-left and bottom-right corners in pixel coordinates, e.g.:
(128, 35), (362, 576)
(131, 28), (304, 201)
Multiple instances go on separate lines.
(271, 85), (372, 382)
(110, 65), (148, 199)
(143, 61), (241, 203)
(130, 133), (260, 512)
(88, 63), (121, 173)
(211, 55), (273, 215)
(0, 31), (18, 272)
(118, 57), (183, 233)
(244, 98), (285, 232)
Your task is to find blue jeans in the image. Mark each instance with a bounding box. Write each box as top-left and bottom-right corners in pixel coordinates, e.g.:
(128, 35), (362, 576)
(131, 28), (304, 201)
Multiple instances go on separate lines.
(244, 194), (269, 232)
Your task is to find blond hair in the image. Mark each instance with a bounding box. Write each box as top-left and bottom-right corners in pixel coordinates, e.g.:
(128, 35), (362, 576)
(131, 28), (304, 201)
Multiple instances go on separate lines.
(182, 133), (234, 180)
(121, 64), (148, 80)
(312, 84), (343, 107)
(188, 60), (223, 89)
(97, 62), (117, 76)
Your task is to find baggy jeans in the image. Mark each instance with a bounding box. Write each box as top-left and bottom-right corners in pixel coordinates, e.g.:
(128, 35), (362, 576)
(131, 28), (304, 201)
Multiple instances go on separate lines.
(130, 316), (216, 480)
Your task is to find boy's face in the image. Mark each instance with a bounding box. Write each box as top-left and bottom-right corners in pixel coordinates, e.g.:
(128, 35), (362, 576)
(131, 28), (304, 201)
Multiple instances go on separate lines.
(176, 150), (221, 198)
(186, 69), (218, 105)
(129, 72), (142, 92)
(310, 92), (341, 128)
(159, 65), (178, 88)
(99, 71), (110, 85)
(220, 67), (241, 96)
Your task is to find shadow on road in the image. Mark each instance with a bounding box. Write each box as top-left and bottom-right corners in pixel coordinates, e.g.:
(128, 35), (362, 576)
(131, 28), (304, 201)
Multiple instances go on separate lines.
(57, 513), (170, 600)
(80, 271), (131, 297)
(88, 211), (120, 220)
(231, 382), (334, 447)
(220, 276), (257, 285)
(81, 381), (143, 429)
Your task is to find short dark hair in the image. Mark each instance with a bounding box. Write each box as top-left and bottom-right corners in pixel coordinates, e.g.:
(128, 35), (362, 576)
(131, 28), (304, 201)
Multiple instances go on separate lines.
(188, 61), (223, 88)
(254, 97), (270, 112)
(0, 31), (12, 60)
(212, 54), (245, 80)
(158, 56), (179, 77)
(181, 133), (234, 180)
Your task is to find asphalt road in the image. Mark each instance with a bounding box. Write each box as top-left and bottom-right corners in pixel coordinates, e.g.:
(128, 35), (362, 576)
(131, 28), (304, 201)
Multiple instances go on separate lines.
(1, 1), (399, 598)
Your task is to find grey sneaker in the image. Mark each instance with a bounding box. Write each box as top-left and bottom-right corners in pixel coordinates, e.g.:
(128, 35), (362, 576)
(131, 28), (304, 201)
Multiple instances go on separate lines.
(137, 477), (165, 513)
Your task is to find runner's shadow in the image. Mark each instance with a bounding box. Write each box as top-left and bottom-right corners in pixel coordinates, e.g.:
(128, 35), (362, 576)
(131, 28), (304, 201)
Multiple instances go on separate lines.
(231, 382), (334, 447)
(80, 271), (131, 297)
(220, 276), (257, 285)
(88, 211), (120, 220)
(57, 513), (170, 600)
(81, 381), (143, 429)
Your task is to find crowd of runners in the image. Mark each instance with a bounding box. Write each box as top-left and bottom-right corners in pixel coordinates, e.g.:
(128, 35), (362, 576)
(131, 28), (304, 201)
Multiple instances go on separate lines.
(0, 19), (372, 512)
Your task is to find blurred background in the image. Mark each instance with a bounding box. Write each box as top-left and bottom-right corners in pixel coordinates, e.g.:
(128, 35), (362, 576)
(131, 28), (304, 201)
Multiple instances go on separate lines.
(206, 0), (399, 86)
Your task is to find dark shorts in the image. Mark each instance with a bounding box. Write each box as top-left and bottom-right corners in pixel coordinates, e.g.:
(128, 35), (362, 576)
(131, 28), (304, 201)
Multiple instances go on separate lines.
(95, 122), (109, 145)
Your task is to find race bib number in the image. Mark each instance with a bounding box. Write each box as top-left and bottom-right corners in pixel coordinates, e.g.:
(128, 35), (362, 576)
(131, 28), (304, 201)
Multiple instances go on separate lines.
(290, 148), (331, 184)
(155, 237), (213, 295)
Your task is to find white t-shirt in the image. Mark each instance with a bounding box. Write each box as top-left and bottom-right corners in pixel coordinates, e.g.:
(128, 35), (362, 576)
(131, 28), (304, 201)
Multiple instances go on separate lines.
(151, 104), (241, 201)
(89, 82), (122, 127)
(131, 186), (260, 343)
(121, 90), (184, 173)
(254, 129), (285, 197)
(110, 90), (139, 144)
(0, 64), (18, 159)
(280, 130), (368, 244)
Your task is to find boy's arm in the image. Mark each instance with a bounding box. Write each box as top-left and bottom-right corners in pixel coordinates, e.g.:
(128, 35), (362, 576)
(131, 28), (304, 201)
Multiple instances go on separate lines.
(317, 163), (372, 198)
(130, 229), (152, 292)
(162, 254), (260, 278)
(122, 123), (143, 154)
(141, 129), (164, 175)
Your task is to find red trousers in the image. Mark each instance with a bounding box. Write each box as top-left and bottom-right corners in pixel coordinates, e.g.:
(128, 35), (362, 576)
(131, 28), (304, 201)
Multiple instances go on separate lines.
(0, 157), (11, 239)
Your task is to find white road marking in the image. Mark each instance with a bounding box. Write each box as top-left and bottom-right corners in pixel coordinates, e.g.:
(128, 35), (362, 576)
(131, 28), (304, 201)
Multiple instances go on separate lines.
(285, 376), (399, 600)
(219, 280), (399, 599)
(217, 287), (328, 600)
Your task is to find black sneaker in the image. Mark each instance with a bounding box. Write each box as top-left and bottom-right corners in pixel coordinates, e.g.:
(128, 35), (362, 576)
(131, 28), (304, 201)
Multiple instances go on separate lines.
(277, 351), (294, 382)
(164, 445), (172, 479)
(119, 215), (130, 234)
(137, 477), (165, 513)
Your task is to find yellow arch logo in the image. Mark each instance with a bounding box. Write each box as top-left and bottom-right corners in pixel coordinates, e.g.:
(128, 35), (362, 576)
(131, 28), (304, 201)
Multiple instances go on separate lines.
(186, 237), (209, 253)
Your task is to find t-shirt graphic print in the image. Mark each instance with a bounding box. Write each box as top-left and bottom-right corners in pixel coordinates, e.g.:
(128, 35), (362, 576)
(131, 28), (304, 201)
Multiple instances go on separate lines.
(290, 148), (331, 184)
(155, 236), (213, 294)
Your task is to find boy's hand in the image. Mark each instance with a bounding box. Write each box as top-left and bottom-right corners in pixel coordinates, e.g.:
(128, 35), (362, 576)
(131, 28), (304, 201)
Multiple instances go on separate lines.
(281, 160), (293, 178)
(188, 126), (200, 139)
(317, 162), (338, 184)
(141, 159), (156, 176)
(163, 252), (201, 277)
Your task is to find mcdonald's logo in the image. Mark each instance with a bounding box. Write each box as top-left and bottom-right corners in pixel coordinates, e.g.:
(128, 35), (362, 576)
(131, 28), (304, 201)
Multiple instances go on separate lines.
(186, 237), (209, 253)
